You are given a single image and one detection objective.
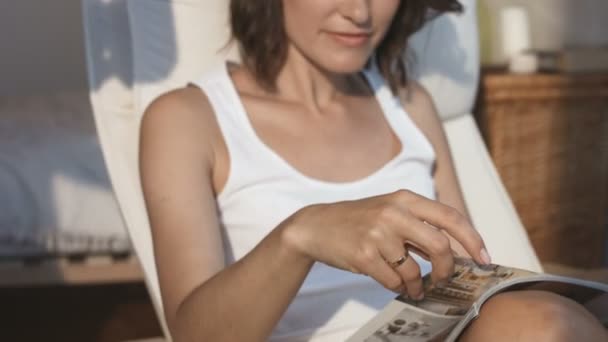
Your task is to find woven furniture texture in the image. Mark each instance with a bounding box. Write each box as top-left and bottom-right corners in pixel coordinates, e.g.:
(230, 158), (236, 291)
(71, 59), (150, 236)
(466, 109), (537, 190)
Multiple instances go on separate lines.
(476, 72), (608, 267)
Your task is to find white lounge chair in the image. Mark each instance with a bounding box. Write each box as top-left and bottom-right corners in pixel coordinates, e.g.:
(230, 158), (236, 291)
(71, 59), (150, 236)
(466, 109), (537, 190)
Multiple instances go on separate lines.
(82, 0), (542, 340)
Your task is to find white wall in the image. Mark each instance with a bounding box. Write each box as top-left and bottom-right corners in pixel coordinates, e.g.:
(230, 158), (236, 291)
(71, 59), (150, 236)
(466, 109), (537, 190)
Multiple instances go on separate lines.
(0, 1), (87, 97)
(480, 0), (608, 65)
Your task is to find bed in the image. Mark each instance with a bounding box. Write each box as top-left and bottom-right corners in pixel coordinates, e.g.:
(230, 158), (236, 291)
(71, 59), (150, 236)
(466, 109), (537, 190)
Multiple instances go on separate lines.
(0, 90), (142, 286)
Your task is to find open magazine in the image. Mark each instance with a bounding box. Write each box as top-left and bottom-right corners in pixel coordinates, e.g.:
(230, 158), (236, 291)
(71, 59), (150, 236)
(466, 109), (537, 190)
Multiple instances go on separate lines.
(347, 258), (608, 342)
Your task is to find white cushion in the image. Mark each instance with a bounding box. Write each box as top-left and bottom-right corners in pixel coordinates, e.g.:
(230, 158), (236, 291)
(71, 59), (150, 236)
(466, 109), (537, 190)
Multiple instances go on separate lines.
(82, 0), (135, 112)
(410, 0), (480, 121)
(128, 0), (239, 113)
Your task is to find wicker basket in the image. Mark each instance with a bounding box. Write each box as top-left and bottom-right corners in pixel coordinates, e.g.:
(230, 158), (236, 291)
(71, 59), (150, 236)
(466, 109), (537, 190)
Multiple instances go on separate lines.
(476, 71), (608, 268)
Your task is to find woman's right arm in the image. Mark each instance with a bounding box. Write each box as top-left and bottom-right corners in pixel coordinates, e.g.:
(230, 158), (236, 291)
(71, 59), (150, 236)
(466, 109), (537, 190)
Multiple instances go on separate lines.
(140, 89), (315, 342)
(139, 88), (490, 342)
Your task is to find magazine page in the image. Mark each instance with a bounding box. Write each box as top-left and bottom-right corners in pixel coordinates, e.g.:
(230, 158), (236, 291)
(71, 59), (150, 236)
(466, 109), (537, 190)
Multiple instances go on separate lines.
(347, 258), (535, 341)
(352, 301), (461, 342)
(350, 258), (608, 341)
(416, 257), (536, 315)
(348, 299), (460, 342)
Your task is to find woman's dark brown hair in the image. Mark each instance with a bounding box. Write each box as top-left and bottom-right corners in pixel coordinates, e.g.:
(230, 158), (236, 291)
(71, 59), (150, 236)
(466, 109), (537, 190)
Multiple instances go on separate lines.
(230, 0), (463, 94)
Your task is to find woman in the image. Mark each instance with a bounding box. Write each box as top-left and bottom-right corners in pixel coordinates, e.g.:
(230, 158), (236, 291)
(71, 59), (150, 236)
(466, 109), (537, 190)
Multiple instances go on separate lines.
(139, 1), (607, 341)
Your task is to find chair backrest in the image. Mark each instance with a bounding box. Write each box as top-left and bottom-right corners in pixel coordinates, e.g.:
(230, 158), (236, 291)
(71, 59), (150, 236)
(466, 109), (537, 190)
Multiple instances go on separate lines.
(82, 0), (480, 338)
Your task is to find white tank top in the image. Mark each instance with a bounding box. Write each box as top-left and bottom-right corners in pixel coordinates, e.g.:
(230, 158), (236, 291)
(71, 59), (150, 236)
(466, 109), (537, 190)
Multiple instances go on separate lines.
(191, 65), (435, 341)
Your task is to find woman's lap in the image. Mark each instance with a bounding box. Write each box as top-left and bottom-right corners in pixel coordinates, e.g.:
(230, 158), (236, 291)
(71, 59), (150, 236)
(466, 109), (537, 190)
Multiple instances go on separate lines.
(458, 290), (608, 342)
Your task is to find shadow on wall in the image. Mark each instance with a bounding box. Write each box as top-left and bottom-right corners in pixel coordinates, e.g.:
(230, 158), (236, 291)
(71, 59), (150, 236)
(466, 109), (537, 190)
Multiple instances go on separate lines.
(83, 0), (177, 99)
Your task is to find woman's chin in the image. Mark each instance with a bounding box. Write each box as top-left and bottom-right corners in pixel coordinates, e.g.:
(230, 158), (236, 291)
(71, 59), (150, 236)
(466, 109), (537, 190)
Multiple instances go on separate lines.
(319, 58), (371, 74)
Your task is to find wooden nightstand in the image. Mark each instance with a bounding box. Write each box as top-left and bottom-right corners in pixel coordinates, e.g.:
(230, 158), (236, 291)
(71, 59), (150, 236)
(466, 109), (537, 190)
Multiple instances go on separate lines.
(475, 70), (608, 268)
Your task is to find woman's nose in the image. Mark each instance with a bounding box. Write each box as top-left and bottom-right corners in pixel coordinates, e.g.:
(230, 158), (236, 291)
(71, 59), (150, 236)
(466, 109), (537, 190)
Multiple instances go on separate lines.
(339, 0), (372, 26)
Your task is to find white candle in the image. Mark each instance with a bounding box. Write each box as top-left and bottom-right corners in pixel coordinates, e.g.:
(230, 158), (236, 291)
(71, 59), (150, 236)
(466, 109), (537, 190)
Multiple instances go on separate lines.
(500, 6), (532, 59)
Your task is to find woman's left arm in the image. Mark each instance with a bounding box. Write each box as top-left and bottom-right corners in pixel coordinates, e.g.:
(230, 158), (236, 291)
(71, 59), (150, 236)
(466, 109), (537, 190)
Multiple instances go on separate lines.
(399, 81), (472, 258)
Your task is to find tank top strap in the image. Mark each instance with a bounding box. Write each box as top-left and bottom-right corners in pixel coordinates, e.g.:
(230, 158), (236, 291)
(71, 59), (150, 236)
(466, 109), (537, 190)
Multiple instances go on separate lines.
(189, 66), (275, 199)
(361, 67), (436, 161)
(190, 66), (245, 135)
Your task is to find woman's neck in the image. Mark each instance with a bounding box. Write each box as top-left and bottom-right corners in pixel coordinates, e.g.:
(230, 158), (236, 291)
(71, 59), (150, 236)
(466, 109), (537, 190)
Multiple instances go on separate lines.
(273, 45), (363, 114)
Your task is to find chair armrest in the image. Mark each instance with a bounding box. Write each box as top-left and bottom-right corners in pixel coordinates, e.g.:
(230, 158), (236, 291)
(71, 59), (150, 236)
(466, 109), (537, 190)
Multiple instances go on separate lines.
(443, 114), (543, 272)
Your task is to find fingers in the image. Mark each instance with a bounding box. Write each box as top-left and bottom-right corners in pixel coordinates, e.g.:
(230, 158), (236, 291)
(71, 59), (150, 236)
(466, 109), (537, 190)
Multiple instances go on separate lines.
(346, 190), (491, 298)
(440, 229), (471, 258)
(377, 239), (424, 300)
(397, 255), (424, 300)
(353, 245), (404, 293)
(393, 217), (454, 284)
(392, 190), (491, 266)
(373, 202), (455, 284)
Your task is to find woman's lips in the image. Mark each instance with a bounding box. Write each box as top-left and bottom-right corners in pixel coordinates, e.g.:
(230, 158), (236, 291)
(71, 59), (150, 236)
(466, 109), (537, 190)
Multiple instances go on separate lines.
(326, 31), (372, 47)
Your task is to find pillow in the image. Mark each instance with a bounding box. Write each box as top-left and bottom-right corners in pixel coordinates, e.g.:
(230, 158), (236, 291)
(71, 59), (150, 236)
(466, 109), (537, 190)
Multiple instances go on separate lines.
(0, 91), (130, 257)
(128, 0), (239, 114)
(408, 0), (480, 120)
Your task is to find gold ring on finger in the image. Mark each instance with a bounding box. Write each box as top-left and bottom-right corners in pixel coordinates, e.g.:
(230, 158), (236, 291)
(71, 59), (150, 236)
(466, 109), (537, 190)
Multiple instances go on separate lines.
(388, 252), (409, 269)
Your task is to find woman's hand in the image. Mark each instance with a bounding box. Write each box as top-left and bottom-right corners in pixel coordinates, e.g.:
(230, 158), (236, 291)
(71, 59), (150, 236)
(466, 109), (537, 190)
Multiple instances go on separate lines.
(281, 190), (490, 300)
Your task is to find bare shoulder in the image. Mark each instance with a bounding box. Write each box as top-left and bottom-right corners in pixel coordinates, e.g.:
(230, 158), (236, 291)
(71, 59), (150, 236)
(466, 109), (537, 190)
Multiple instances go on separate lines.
(397, 80), (438, 120)
(140, 86), (222, 163)
(396, 80), (444, 145)
(141, 86), (220, 141)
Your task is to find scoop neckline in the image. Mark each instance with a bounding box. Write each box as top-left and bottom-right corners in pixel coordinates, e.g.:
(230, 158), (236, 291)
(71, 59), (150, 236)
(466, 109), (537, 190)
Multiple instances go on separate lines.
(221, 64), (409, 189)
